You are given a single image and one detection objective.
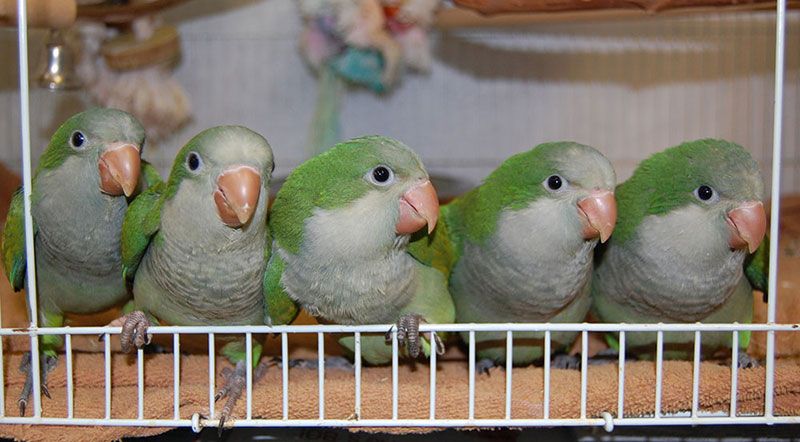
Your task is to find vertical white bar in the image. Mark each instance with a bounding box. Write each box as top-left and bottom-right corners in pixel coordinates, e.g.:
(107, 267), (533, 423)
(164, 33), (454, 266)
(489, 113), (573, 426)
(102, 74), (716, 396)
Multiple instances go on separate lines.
(281, 332), (288, 420)
(65, 333), (73, 418)
(730, 331), (739, 417)
(765, 0), (787, 420)
(391, 330), (398, 420)
(353, 332), (361, 419)
(692, 331), (701, 418)
(104, 334), (111, 419)
(137, 347), (144, 419)
(17, 0), (42, 419)
(245, 332), (253, 420)
(429, 331), (437, 420)
(468, 330), (475, 420)
(655, 330), (663, 418)
(317, 332), (324, 419)
(173, 333), (180, 420)
(208, 333), (215, 419)
(543, 330), (551, 420)
(581, 330), (588, 419)
(505, 330), (512, 420)
(617, 331), (626, 419)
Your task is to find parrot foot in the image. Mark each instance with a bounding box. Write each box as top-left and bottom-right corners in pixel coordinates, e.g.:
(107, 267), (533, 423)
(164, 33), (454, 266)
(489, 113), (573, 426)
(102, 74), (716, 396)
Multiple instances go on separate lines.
(476, 358), (498, 376)
(386, 314), (445, 359)
(287, 356), (354, 371)
(737, 353), (760, 369)
(552, 353), (581, 370)
(18, 352), (58, 416)
(111, 311), (152, 353)
(587, 348), (623, 366)
(214, 360), (270, 435)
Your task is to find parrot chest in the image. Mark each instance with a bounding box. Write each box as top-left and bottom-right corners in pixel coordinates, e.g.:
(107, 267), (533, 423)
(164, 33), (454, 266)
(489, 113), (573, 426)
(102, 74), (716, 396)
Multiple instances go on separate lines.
(595, 208), (746, 322)
(452, 200), (594, 322)
(137, 233), (266, 325)
(279, 246), (418, 324)
(32, 170), (128, 312)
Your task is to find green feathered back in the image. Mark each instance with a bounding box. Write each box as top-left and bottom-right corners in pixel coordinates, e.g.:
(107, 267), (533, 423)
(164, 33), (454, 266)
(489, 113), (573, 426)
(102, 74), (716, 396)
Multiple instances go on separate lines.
(407, 208), (458, 278)
(121, 182), (165, 282)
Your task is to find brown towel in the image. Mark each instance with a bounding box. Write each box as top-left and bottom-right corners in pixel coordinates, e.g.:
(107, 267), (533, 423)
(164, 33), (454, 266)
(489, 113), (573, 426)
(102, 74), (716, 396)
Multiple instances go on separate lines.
(0, 350), (797, 442)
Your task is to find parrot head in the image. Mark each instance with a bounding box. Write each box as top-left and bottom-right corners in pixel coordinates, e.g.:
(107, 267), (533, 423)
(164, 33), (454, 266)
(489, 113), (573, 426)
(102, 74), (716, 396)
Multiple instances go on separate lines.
(615, 139), (766, 253)
(479, 142), (617, 243)
(271, 136), (439, 254)
(165, 126), (274, 228)
(39, 107), (145, 198)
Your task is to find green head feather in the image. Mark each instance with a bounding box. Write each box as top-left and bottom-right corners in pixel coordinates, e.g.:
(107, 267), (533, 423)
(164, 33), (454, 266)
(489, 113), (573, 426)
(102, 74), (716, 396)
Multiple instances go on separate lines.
(270, 135), (429, 254)
(164, 125), (274, 201)
(614, 139), (764, 244)
(37, 107), (144, 173)
(450, 141), (615, 243)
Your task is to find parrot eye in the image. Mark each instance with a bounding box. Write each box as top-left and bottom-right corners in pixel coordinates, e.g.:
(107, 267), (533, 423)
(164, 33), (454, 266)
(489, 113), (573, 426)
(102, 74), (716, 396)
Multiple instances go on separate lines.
(544, 174), (567, 192)
(70, 131), (86, 150)
(186, 152), (203, 173)
(367, 165), (395, 186)
(693, 184), (719, 203)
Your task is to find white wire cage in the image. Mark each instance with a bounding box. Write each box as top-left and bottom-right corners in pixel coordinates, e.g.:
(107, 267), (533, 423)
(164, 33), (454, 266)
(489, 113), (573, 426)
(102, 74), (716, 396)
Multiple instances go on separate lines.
(1, 0), (798, 434)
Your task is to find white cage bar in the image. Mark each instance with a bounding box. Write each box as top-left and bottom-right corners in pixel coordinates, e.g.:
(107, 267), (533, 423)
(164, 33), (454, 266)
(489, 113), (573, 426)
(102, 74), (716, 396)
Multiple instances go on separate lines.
(2, 0), (795, 434)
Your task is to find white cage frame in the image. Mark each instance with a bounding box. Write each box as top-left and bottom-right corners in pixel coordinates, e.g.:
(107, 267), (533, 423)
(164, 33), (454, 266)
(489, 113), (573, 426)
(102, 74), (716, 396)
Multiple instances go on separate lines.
(2, 0), (797, 433)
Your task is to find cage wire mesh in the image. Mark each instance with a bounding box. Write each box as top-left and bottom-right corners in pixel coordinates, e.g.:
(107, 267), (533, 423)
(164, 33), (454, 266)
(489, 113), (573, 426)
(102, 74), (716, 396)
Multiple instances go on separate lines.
(1, 0), (798, 433)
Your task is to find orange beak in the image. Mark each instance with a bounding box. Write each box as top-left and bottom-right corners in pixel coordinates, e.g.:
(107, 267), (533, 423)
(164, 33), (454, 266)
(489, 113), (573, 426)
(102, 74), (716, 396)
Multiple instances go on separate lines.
(396, 179), (439, 235)
(98, 142), (141, 197)
(577, 189), (617, 243)
(213, 165), (262, 228)
(726, 201), (766, 253)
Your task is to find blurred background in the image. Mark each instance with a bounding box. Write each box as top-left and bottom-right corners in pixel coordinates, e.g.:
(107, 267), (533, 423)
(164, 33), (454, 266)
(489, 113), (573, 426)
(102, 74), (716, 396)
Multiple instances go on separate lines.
(0, 0), (798, 199)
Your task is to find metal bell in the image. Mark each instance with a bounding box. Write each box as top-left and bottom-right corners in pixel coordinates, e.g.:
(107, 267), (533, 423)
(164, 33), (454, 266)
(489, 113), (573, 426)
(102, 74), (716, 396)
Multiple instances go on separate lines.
(37, 29), (81, 90)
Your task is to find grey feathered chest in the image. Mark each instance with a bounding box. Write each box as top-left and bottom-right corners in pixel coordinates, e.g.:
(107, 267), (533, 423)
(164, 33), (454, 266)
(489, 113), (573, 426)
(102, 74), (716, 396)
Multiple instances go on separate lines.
(593, 206), (746, 322)
(452, 198), (595, 322)
(277, 193), (419, 325)
(32, 158), (129, 313)
(135, 185), (268, 325)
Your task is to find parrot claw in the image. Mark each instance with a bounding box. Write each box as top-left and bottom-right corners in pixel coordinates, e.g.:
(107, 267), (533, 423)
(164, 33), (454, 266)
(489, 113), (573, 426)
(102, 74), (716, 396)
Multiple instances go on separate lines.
(476, 358), (497, 376)
(388, 314), (444, 359)
(214, 362), (246, 433)
(287, 357), (354, 371)
(116, 311), (152, 353)
(737, 353), (760, 369)
(552, 353), (581, 370)
(213, 360), (270, 434)
(17, 352), (57, 416)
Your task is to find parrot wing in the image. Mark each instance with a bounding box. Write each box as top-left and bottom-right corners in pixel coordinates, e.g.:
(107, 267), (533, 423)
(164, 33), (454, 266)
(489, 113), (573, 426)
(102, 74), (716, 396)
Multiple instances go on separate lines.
(744, 238), (769, 303)
(407, 205), (458, 279)
(263, 251), (300, 326)
(2, 188), (34, 292)
(121, 181), (165, 283)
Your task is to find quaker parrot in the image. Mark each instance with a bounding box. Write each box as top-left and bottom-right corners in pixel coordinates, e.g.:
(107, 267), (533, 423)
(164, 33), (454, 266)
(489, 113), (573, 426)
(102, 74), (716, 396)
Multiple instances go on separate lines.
(592, 139), (768, 367)
(113, 126), (280, 429)
(409, 141), (617, 370)
(265, 135), (454, 365)
(1, 108), (153, 415)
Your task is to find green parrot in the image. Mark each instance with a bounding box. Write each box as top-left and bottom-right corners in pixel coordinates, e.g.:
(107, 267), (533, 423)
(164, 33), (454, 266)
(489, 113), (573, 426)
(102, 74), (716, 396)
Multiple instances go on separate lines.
(113, 126), (280, 429)
(410, 141), (617, 370)
(591, 139), (768, 367)
(266, 136), (454, 365)
(1, 108), (153, 415)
